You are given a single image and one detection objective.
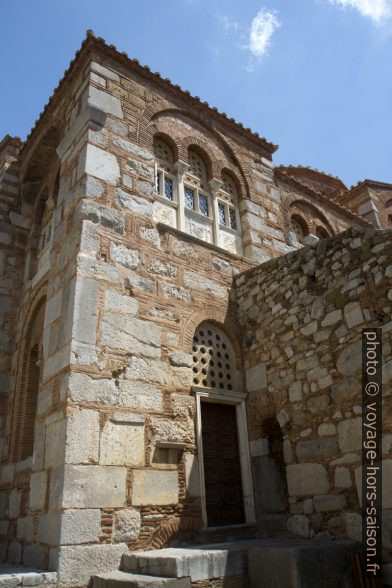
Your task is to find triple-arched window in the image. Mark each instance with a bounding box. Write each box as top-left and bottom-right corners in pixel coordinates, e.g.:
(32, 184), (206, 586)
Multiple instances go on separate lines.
(152, 136), (242, 254)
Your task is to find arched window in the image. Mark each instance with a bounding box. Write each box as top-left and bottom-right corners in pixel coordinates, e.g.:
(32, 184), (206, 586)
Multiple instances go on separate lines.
(184, 149), (210, 218)
(291, 215), (308, 245)
(219, 172), (240, 231)
(10, 298), (45, 462)
(315, 225), (329, 240)
(191, 322), (238, 390)
(154, 137), (176, 202)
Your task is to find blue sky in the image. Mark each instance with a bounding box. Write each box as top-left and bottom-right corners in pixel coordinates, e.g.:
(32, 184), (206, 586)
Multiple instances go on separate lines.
(1, 0), (391, 187)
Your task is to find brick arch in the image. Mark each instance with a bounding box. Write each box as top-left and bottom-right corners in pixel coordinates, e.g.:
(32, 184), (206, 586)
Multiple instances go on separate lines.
(139, 104), (250, 197)
(8, 285), (47, 463)
(182, 306), (242, 363)
(142, 514), (202, 549)
(281, 193), (336, 240)
(220, 166), (245, 203)
(151, 129), (181, 164)
(181, 136), (218, 180)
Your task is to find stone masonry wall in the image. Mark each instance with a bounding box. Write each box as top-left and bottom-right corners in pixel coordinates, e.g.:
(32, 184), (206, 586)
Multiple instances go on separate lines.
(235, 226), (392, 553)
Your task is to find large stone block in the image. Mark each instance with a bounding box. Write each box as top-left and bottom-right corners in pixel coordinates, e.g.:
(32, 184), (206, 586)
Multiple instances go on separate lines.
(80, 201), (124, 235)
(87, 85), (123, 119)
(79, 144), (120, 185)
(150, 417), (195, 445)
(287, 464), (329, 497)
(115, 188), (153, 218)
(313, 494), (346, 513)
(335, 341), (362, 376)
(53, 465), (127, 509)
(30, 470), (47, 512)
(104, 289), (138, 315)
(184, 271), (226, 299)
(51, 543), (128, 587)
(246, 363), (267, 392)
(99, 414), (145, 466)
(72, 277), (98, 345)
(337, 417), (362, 452)
(296, 438), (337, 460)
(60, 509), (102, 545)
(65, 408), (100, 464)
(125, 356), (167, 384)
(8, 490), (21, 518)
(131, 470), (179, 505)
(184, 454), (200, 497)
(113, 508), (141, 542)
(101, 313), (161, 356)
(111, 243), (140, 270)
(45, 419), (67, 468)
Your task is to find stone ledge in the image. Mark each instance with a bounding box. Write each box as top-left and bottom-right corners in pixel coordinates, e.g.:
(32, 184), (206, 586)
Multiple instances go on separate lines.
(0, 566), (58, 587)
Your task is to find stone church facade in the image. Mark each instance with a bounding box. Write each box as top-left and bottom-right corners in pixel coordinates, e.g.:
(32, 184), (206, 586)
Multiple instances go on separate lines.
(0, 31), (391, 587)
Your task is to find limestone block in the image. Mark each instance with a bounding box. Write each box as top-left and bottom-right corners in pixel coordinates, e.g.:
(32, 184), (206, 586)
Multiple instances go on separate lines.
(69, 372), (163, 411)
(45, 419), (67, 468)
(139, 226), (160, 247)
(313, 495), (346, 513)
(169, 352), (193, 368)
(171, 395), (195, 420)
(150, 418), (195, 445)
(125, 272), (155, 294)
(343, 512), (362, 542)
(246, 363), (267, 392)
(287, 464), (329, 497)
(58, 465), (127, 508)
(37, 512), (61, 544)
(77, 257), (120, 283)
(112, 137), (154, 161)
(153, 201), (177, 228)
(104, 289), (138, 315)
(126, 158), (154, 180)
(318, 423), (336, 436)
(91, 61), (120, 82)
(99, 414), (145, 466)
(296, 438), (337, 460)
(184, 271), (226, 299)
(166, 366), (193, 388)
(335, 467), (352, 488)
(125, 356), (167, 384)
(0, 520), (9, 537)
(115, 188), (153, 218)
(184, 454), (200, 497)
(87, 85), (123, 119)
(44, 289), (63, 327)
(336, 341), (362, 376)
(337, 417), (362, 452)
(283, 440), (293, 464)
(250, 438), (269, 457)
(72, 277), (98, 345)
(80, 201), (124, 235)
(0, 464), (14, 485)
(70, 340), (99, 366)
(53, 543), (128, 587)
(111, 243), (140, 270)
(131, 470), (179, 505)
(8, 490), (21, 518)
(162, 283), (191, 303)
(16, 516), (33, 541)
(65, 408), (100, 464)
(7, 541), (22, 564)
(101, 313), (161, 356)
(147, 259), (177, 279)
(289, 381), (302, 402)
(30, 470), (47, 511)
(331, 377), (360, 404)
(60, 509), (101, 545)
(344, 301), (364, 328)
(113, 508), (141, 542)
(85, 175), (105, 198)
(79, 144), (120, 185)
(287, 514), (310, 538)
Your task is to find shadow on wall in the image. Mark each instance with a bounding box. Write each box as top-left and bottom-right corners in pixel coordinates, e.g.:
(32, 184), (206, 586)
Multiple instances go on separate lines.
(252, 416), (289, 517)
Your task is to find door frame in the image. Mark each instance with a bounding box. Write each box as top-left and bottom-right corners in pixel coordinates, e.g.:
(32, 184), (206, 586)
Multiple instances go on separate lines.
(193, 386), (256, 529)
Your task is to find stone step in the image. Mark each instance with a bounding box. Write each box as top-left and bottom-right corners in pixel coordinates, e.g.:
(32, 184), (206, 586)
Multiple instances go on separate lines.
(93, 571), (191, 588)
(0, 566), (58, 587)
(122, 541), (250, 582)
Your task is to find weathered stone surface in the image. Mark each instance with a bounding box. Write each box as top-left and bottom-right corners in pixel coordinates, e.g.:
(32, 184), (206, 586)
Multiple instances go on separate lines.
(101, 313), (161, 356)
(30, 471), (47, 511)
(112, 137), (153, 160)
(65, 408), (100, 464)
(162, 283), (191, 303)
(115, 188), (153, 218)
(125, 356), (167, 384)
(56, 465), (127, 508)
(147, 259), (177, 279)
(87, 85), (123, 119)
(53, 543), (128, 587)
(91, 61), (120, 82)
(337, 417), (361, 452)
(16, 516), (33, 541)
(287, 464), (329, 497)
(246, 363), (267, 392)
(61, 509), (102, 545)
(331, 377), (360, 404)
(72, 277), (98, 345)
(335, 341), (362, 376)
(80, 201), (124, 234)
(344, 301), (364, 328)
(78, 257), (120, 283)
(296, 438), (337, 460)
(150, 417), (195, 445)
(79, 144), (120, 185)
(335, 467), (352, 488)
(45, 418), (67, 468)
(184, 453), (200, 497)
(184, 271), (226, 299)
(99, 415), (145, 466)
(104, 289), (138, 315)
(111, 243), (140, 269)
(131, 470), (179, 505)
(169, 352), (193, 368)
(113, 508), (141, 542)
(287, 515), (310, 538)
(313, 495), (346, 513)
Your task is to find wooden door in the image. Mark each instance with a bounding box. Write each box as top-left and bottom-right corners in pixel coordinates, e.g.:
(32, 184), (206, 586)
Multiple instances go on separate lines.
(201, 401), (245, 526)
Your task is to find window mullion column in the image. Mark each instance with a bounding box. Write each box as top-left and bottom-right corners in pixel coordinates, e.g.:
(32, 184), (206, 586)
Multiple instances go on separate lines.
(175, 161), (188, 232)
(208, 179), (223, 246)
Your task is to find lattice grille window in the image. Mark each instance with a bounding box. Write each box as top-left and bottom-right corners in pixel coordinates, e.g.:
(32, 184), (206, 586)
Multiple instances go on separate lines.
(221, 172), (238, 205)
(154, 138), (174, 168)
(188, 149), (207, 184)
(192, 323), (236, 390)
(154, 137), (176, 202)
(291, 216), (308, 245)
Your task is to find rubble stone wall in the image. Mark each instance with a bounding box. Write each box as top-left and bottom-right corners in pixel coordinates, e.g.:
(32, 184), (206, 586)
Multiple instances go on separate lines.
(235, 227), (392, 550)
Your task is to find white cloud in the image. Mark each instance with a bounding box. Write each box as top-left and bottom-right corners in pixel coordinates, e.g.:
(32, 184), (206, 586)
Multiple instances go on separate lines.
(249, 8), (281, 57)
(327, 0), (392, 23)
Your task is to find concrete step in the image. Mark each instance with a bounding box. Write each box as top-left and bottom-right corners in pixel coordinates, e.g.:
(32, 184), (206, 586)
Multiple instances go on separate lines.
(93, 571), (191, 588)
(122, 541), (251, 582)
